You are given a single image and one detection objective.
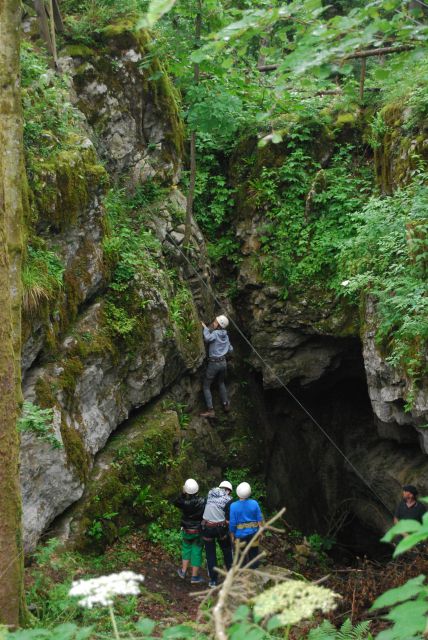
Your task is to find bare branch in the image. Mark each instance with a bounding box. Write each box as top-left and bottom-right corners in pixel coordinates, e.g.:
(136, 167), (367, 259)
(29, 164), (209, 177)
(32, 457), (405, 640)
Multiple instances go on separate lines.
(258, 44), (415, 73)
(343, 44), (414, 59)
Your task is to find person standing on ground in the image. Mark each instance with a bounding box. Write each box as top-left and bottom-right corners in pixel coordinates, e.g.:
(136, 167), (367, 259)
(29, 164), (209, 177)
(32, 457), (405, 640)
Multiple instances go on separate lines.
(200, 315), (233, 418)
(394, 484), (426, 524)
(230, 482), (264, 569)
(202, 480), (234, 587)
(172, 478), (206, 584)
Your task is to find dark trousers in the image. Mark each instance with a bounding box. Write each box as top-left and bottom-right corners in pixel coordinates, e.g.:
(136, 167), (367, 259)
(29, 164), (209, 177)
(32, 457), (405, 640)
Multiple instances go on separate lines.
(203, 360), (228, 409)
(237, 534), (259, 569)
(203, 526), (233, 583)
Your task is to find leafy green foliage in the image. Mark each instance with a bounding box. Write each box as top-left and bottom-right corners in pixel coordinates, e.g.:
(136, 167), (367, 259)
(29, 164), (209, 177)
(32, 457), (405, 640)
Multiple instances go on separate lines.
(307, 533), (336, 555)
(336, 176), (428, 386)
(224, 467), (266, 504)
(371, 574), (428, 640)
(224, 605), (272, 640)
(18, 402), (62, 449)
(22, 246), (65, 314)
(365, 508), (428, 639)
(7, 621), (206, 640)
(161, 400), (190, 428)
(102, 185), (165, 341)
(192, 0), (428, 83)
(21, 43), (82, 165)
(103, 185), (163, 287)
(168, 281), (198, 340)
(61, 0), (149, 43)
(87, 512), (119, 541)
(381, 511), (428, 557)
(10, 623), (93, 640)
(147, 523), (181, 559)
(307, 619), (372, 640)
(257, 144), (372, 298)
(139, 0), (176, 28)
(190, 133), (241, 265)
(187, 82), (244, 140)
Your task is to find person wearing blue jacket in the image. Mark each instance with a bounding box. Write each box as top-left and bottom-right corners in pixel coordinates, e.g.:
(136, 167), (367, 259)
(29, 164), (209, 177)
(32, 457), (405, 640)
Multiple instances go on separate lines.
(200, 315), (233, 418)
(229, 482), (263, 568)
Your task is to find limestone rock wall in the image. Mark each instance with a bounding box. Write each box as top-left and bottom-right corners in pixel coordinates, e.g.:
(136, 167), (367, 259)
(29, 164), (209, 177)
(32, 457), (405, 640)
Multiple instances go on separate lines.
(228, 123), (428, 535)
(20, 23), (427, 552)
(20, 26), (207, 552)
(60, 24), (183, 182)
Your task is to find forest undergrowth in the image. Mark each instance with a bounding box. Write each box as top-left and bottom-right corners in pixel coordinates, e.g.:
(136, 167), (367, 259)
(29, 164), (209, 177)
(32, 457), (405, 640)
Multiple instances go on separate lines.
(19, 522), (428, 640)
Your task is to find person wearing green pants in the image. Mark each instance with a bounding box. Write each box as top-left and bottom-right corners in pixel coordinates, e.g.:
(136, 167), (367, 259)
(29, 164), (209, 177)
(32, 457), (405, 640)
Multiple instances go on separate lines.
(172, 478), (206, 584)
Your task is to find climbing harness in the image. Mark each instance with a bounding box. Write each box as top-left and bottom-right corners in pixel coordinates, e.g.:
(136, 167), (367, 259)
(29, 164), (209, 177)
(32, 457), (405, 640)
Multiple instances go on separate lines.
(167, 233), (394, 516)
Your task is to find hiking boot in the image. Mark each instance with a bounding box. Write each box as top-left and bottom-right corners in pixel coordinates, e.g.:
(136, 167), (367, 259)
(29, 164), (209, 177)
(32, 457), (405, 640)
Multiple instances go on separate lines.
(177, 568), (186, 579)
(190, 576), (204, 585)
(208, 580), (218, 588)
(199, 409), (215, 418)
(222, 402), (230, 413)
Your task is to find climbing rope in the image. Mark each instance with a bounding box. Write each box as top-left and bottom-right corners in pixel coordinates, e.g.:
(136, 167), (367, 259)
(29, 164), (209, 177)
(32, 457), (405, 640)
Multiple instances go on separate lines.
(167, 233), (394, 516)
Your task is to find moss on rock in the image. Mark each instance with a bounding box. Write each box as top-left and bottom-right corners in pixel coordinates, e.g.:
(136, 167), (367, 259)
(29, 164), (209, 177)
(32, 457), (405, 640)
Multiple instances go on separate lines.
(71, 405), (190, 551)
(60, 417), (90, 484)
(374, 101), (428, 193)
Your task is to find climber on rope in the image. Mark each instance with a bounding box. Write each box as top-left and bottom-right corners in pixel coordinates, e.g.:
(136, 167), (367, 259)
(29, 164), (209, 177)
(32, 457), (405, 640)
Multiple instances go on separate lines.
(172, 478), (206, 584)
(202, 480), (234, 588)
(199, 314), (233, 419)
(230, 482), (264, 569)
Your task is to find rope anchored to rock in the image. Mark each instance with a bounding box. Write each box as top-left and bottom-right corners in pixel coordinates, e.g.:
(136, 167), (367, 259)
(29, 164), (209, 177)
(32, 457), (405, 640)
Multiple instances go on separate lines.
(166, 232), (394, 516)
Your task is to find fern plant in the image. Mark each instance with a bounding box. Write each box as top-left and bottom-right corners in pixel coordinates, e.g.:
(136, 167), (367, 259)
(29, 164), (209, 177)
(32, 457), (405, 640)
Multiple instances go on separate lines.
(307, 619), (372, 640)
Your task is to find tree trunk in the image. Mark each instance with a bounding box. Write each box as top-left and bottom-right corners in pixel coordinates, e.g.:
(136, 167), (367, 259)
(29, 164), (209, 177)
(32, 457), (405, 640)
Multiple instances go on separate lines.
(183, 0), (202, 248)
(33, 0), (57, 64)
(0, 0), (27, 626)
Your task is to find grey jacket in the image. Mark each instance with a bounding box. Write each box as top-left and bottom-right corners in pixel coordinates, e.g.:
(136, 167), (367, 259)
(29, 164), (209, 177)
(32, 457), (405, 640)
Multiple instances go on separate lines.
(203, 487), (233, 523)
(203, 327), (233, 358)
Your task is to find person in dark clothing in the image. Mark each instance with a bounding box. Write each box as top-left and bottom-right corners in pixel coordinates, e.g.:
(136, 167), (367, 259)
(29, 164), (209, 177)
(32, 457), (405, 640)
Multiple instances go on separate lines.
(172, 478), (206, 584)
(394, 484), (426, 524)
(201, 481), (233, 587)
(200, 315), (233, 419)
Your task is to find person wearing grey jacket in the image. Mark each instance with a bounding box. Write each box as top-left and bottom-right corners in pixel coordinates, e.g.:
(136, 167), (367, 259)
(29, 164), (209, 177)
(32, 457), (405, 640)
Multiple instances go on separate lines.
(201, 481), (234, 587)
(200, 315), (233, 418)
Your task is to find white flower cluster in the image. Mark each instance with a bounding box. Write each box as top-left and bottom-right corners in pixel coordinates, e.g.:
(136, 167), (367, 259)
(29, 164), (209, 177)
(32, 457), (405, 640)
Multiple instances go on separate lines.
(253, 579), (340, 627)
(69, 571), (145, 609)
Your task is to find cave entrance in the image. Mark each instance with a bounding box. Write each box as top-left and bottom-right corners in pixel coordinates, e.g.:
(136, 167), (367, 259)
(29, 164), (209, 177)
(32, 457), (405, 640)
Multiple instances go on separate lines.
(261, 338), (393, 561)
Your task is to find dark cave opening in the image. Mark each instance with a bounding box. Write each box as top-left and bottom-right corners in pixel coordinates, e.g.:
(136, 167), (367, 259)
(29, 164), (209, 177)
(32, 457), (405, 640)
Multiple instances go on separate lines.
(259, 338), (399, 560)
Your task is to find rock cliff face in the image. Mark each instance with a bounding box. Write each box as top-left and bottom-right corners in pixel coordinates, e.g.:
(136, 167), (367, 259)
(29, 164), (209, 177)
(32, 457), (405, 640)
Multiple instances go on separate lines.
(20, 26), (427, 553)
(20, 26), (207, 552)
(229, 131), (428, 539)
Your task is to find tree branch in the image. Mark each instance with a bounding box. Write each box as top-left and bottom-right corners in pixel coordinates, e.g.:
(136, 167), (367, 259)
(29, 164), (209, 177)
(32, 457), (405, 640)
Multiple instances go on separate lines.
(258, 44), (415, 73)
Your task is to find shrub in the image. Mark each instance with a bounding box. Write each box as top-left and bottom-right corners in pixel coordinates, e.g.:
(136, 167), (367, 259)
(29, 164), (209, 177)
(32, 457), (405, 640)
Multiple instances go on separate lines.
(18, 402), (62, 449)
(22, 246), (64, 314)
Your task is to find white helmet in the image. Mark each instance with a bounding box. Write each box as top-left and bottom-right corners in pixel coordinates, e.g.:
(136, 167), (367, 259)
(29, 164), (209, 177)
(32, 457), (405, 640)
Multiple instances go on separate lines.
(237, 482), (251, 499)
(183, 478), (199, 495)
(219, 480), (232, 492)
(216, 315), (229, 329)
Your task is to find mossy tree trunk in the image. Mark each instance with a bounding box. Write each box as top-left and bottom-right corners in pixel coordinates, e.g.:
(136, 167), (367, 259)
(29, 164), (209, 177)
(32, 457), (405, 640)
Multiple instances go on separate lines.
(0, 0), (27, 626)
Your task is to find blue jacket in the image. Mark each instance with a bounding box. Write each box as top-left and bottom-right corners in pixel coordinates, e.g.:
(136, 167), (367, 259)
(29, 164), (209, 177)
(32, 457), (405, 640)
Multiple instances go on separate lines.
(229, 499), (263, 538)
(203, 327), (233, 358)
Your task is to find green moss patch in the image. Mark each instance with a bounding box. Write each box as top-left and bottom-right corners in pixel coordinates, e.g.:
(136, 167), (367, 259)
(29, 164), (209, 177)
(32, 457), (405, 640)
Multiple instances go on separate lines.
(72, 405), (191, 550)
(60, 418), (90, 484)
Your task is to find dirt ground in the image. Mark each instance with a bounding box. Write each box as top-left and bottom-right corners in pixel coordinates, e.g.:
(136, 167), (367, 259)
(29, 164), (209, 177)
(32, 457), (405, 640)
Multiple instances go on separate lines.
(99, 530), (428, 633)
(26, 528), (428, 635)
(101, 535), (204, 624)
